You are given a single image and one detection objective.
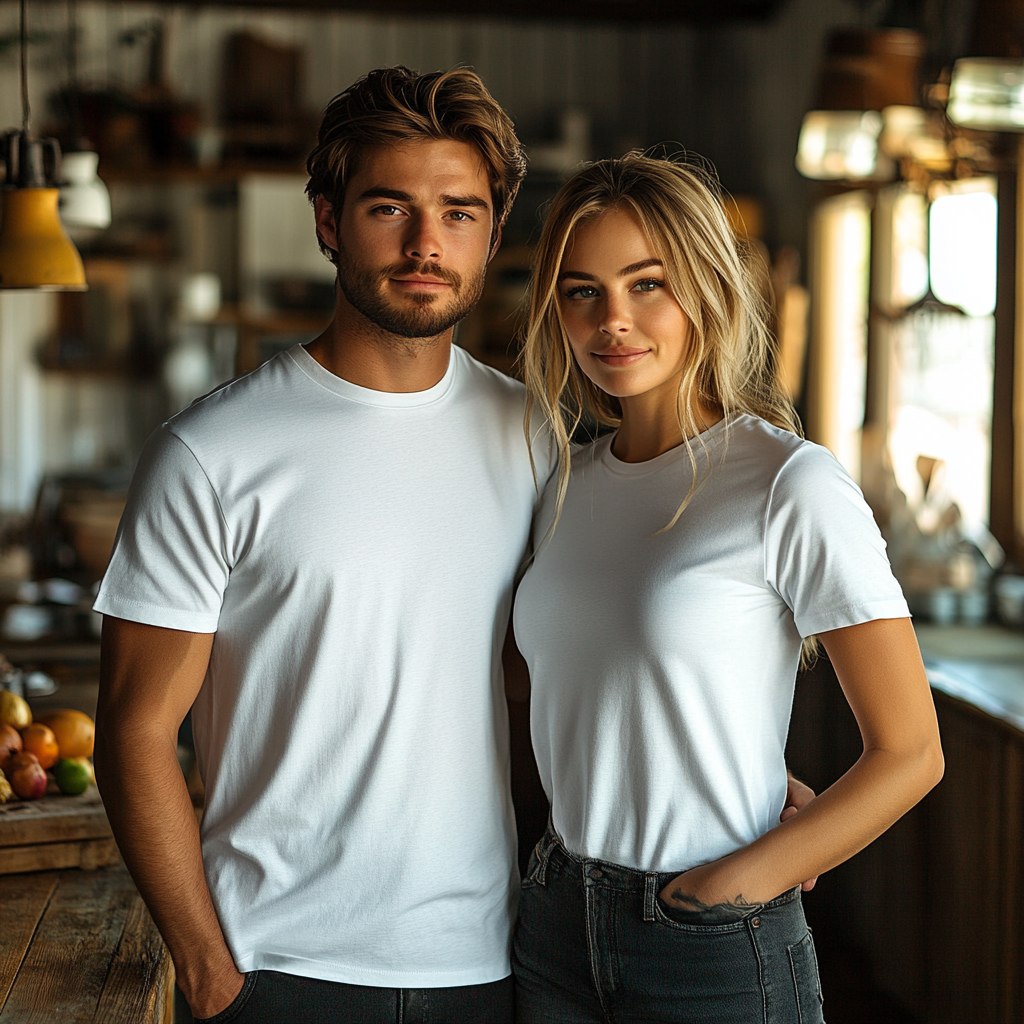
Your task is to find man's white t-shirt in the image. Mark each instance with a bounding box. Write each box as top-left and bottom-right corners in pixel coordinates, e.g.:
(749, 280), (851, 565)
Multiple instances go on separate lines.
(95, 343), (549, 988)
(513, 414), (909, 874)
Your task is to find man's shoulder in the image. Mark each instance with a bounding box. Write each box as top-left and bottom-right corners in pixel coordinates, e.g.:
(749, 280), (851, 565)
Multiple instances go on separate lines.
(166, 349), (305, 443)
(453, 346), (526, 406)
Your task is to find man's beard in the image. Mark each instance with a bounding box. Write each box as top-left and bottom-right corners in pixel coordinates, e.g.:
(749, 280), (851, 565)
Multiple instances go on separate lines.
(336, 241), (486, 341)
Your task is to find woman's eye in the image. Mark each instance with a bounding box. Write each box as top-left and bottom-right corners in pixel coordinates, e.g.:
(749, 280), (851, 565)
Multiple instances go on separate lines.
(565, 285), (599, 299)
(633, 278), (663, 293)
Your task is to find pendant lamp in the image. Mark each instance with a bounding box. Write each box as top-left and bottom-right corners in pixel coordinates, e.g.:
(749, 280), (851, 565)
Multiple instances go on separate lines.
(59, 0), (110, 239)
(0, 0), (86, 290)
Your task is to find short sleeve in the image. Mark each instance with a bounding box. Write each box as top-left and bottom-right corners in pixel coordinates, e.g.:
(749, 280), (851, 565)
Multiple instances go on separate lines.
(764, 443), (909, 638)
(93, 427), (230, 633)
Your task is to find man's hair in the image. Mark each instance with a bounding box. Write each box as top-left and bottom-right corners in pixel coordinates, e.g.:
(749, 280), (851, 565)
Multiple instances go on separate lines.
(306, 66), (526, 263)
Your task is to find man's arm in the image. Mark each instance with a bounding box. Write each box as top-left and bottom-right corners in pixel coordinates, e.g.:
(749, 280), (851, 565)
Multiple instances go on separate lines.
(95, 616), (244, 1020)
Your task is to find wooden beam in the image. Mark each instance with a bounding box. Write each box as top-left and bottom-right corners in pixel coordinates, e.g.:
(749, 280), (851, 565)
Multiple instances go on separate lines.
(34, 0), (787, 19)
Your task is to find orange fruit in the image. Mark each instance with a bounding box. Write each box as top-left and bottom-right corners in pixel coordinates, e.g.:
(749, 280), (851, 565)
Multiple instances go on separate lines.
(36, 709), (94, 759)
(20, 723), (59, 769)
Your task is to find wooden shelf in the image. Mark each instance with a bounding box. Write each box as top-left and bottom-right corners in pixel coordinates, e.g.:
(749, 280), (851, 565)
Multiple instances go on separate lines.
(99, 161), (307, 185)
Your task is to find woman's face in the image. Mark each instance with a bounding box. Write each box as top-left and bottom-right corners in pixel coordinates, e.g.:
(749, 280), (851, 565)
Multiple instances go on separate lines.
(558, 208), (692, 406)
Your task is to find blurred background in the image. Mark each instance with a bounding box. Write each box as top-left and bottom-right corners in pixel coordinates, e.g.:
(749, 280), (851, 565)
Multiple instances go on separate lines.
(1, 1), (1023, 1021)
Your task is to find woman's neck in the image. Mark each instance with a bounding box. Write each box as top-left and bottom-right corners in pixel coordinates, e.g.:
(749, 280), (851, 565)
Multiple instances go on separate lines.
(612, 391), (723, 464)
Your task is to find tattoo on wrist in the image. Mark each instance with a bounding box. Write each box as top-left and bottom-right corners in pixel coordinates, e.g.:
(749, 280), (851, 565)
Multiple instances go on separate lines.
(668, 890), (754, 912)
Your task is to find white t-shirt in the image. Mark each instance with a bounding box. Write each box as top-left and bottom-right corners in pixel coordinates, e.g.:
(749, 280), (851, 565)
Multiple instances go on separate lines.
(513, 413), (909, 873)
(95, 343), (550, 988)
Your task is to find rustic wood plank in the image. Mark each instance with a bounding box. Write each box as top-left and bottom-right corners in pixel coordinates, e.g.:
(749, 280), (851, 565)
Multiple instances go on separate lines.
(0, 838), (120, 876)
(93, 893), (173, 1024)
(0, 865), (160, 1024)
(0, 788), (112, 849)
(0, 873), (61, 1012)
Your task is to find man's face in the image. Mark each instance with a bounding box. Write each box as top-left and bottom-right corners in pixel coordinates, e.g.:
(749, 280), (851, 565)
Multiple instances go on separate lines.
(316, 140), (498, 340)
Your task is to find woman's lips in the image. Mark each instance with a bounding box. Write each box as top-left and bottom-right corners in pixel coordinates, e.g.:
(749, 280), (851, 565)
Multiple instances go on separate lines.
(592, 348), (648, 366)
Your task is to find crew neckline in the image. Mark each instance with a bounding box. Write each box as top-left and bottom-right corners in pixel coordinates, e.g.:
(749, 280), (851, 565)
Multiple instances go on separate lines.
(287, 342), (458, 408)
(599, 414), (733, 477)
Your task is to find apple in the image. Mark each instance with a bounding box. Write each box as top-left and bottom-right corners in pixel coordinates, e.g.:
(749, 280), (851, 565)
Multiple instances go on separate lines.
(0, 723), (22, 771)
(10, 756), (47, 800)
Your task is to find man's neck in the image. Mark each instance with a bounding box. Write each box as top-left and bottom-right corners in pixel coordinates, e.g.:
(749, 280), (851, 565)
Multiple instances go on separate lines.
(305, 294), (453, 394)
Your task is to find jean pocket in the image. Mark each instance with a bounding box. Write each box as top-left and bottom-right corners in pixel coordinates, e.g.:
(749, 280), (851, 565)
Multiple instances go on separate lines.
(654, 896), (758, 931)
(788, 930), (824, 1024)
(193, 971), (261, 1024)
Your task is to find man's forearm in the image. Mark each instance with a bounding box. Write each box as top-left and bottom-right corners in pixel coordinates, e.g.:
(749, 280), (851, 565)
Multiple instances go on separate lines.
(95, 725), (242, 1015)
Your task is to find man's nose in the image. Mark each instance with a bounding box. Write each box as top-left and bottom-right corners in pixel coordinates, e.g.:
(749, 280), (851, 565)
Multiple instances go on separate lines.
(404, 215), (442, 262)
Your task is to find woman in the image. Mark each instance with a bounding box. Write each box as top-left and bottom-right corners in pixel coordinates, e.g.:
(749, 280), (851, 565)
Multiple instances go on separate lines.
(511, 154), (943, 1023)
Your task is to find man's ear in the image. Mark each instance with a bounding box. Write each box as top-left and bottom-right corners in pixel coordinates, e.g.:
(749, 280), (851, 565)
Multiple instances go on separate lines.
(488, 221), (504, 263)
(315, 196), (340, 252)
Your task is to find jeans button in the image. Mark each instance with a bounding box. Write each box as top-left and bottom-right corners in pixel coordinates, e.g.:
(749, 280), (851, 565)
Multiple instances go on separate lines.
(589, 867), (603, 879)
(752, 917), (761, 928)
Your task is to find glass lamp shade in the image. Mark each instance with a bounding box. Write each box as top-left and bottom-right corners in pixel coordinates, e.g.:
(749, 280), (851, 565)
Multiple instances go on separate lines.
(0, 188), (87, 290)
(59, 151), (111, 237)
(947, 58), (1024, 131)
(796, 110), (882, 180)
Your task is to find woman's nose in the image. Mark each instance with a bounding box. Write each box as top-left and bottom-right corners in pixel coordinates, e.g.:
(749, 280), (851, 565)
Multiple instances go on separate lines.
(600, 295), (632, 334)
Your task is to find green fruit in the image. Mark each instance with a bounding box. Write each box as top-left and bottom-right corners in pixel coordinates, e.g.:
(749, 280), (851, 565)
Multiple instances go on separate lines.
(53, 758), (90, 796)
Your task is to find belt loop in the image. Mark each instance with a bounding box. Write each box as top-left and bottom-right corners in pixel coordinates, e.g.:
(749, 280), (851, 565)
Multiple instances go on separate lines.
(643, 872), (659, 922)
(534, 811), (558, 886)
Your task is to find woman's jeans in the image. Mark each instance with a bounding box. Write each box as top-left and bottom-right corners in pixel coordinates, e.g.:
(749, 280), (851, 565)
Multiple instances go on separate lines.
(514, 827), (825, 1023)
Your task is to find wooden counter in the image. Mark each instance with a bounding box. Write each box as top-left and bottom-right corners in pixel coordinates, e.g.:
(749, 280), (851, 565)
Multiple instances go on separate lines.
(0, 864), (173, 1023)
(787, 622), (1024, 1024)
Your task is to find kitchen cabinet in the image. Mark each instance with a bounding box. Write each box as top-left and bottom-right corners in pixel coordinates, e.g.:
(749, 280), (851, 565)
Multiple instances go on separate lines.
(787, 624), (1024, 1024)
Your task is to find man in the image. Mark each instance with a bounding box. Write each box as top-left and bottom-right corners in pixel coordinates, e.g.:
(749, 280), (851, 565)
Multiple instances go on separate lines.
(94, 66), (542, 1024)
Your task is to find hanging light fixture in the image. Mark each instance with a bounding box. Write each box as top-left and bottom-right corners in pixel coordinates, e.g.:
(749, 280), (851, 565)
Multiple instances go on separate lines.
(58, 0), (110, 238)
(947, 58), (1024, 132)
(0, 0), (87, 290)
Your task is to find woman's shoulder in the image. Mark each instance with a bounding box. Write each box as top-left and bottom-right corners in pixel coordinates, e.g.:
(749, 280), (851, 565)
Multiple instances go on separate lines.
(728, 414), (840, 475)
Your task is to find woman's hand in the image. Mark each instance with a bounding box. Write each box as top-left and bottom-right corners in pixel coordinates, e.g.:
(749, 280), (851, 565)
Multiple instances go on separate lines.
(658, 858), (759, 915)
(662, 620), (943, 913)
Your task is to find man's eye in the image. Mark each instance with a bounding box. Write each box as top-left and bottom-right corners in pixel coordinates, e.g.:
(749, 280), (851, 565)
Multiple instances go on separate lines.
(565, 285), (599, 299)
(448, 211), (473, 222)
(634, 278), (663, 293)
(375, 205), (402, 216)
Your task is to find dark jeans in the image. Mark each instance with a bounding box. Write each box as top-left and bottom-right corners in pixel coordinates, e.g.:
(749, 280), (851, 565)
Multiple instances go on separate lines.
(193, 970), (514, 1024)
(513, 827), (825, 1023)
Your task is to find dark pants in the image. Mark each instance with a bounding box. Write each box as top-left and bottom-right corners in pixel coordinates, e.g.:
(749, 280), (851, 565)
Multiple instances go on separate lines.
(513, 826), (825, 1023)
(193, 970), (514, 1024)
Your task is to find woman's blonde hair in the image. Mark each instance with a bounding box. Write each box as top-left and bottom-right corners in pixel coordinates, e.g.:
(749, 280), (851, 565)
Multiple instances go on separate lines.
(521, 152), (800, 531)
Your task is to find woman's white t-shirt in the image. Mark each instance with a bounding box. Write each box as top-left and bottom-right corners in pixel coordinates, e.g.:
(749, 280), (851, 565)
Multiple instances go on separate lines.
(513, 414), (909, 873)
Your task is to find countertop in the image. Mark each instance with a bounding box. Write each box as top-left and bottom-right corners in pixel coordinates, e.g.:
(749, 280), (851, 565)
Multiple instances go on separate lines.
(916, 623), (1024, 733)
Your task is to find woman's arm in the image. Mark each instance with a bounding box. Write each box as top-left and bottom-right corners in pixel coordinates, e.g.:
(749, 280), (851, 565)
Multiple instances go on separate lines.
(660, 617), (943, 912)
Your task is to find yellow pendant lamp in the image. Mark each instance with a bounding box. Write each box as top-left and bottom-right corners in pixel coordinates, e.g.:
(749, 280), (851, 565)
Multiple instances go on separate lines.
(0, 0), (87, 291)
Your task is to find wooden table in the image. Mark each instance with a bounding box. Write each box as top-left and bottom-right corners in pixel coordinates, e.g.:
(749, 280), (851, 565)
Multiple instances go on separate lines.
(0, 865), (173, 1023)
